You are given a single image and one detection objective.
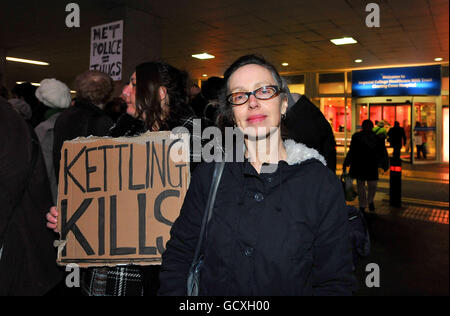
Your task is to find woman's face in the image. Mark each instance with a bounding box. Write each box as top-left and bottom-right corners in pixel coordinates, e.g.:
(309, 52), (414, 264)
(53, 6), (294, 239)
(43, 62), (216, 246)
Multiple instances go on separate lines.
(228, 64), (287, 139)
(122, 72), (136, 117)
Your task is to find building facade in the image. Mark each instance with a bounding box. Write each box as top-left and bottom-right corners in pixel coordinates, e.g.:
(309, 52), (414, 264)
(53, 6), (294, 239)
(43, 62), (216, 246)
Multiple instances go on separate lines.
(282, 64), (449, 164)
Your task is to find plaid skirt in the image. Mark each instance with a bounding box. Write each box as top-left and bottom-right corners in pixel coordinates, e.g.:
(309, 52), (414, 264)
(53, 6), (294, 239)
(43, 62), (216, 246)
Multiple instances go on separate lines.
(81, 265), (160, 296)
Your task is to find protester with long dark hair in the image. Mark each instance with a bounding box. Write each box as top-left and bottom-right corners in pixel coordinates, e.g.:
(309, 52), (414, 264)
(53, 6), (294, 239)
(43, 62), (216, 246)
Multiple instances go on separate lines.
(47, 62), (201, 296)
(159, 54), (355, 295)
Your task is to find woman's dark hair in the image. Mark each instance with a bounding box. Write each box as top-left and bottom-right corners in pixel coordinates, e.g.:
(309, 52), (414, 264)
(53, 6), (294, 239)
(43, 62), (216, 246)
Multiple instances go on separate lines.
(217, 54), (286, 130)
(135, 62), (192, 131)
(202, 76), (225, 101)
(362, 119), (374, 132)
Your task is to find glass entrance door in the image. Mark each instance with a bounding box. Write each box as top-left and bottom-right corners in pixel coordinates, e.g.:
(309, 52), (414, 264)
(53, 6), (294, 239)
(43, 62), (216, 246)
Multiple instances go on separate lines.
(368, 103), (412, 162)
(413, 101), (437, 161)
(396, 105), (412, 161)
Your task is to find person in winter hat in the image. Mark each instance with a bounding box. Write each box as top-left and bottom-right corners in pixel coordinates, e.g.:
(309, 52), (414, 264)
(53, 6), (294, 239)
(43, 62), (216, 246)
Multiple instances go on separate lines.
(373, 120), (388, 140)
(34, 79), (71, 203)
(35, 78), (72, 119)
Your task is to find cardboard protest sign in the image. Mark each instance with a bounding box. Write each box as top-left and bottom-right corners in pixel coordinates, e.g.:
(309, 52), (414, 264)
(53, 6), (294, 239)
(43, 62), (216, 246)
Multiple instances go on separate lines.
(56, 131), (190, 267)
(89, 20), (123, 80)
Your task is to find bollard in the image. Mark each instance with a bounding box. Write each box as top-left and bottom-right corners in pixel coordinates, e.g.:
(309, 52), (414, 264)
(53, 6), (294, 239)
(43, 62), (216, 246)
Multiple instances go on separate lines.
(389, 157), (402, 207)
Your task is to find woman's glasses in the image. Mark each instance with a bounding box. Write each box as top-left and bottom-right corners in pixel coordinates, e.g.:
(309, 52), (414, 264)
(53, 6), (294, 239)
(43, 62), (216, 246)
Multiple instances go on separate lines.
(227, 85), (283, 106)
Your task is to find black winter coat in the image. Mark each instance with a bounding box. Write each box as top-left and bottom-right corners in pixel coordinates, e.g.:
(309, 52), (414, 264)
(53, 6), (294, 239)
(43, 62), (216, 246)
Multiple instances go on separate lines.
(387, 126), (406, 148)
(284, 95), (337, 173)
(344, 130), (388, 181)
(0, 98), (62, 295)
(159, 140), (355, 296)
(53, 98), (114, 179)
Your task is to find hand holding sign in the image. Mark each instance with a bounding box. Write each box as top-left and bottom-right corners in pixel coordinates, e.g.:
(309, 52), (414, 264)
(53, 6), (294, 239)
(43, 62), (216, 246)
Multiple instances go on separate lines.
(56, 131), (190, 267)
(46, 206), (59, 233)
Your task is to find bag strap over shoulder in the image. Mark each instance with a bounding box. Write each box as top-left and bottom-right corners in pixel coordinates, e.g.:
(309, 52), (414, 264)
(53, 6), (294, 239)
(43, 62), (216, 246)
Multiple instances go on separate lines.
(189, 161), (225, 273)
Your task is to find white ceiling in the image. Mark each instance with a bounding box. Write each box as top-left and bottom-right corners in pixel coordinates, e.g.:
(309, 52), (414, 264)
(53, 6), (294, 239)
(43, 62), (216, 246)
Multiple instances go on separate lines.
(1, 0), (448, 89)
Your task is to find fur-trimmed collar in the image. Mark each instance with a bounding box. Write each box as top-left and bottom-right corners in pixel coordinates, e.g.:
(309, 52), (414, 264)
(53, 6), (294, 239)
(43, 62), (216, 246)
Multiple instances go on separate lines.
(284, 139), (327, 166)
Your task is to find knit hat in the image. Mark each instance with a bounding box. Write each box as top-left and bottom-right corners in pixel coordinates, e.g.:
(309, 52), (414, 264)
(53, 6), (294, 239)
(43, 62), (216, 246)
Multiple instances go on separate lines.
(35, 78), (71, 109)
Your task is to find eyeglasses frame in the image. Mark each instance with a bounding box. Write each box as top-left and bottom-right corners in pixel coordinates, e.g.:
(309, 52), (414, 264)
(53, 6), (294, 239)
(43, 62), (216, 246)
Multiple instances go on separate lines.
(227, 85), (284, 106)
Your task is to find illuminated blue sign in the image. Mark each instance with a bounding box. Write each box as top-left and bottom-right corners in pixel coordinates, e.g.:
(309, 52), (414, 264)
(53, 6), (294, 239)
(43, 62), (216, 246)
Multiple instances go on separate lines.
(352, 65), (441, 97)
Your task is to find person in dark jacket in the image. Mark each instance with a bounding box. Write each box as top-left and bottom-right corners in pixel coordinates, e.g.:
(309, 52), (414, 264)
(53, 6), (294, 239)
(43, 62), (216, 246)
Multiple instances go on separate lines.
(159, 54), (355, 296)
(11, 82), (49, 127)
(283, 91), (337, 173)
(34, 78), (72, 204)
(201, 76), (225, 125)
(387, 121), (407, 160)
(0, 97), (62, 295)
(53, 70), (115, 178)
(343, 120), (389, 212)
(414, 121), (428, 160)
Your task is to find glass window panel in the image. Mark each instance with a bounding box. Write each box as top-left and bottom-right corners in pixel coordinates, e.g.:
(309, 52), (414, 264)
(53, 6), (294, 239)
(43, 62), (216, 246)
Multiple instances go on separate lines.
(283, 75), (305, 95)
(356, 104), (368, 130)
(383, 106), (396, 127)
(319, 73), (345, 94)
(283, 75), (305, 84)
(442, 95), (449, 106)
(443, 66), (449, 94)
(321, 97), (352, 154)
(443, 107), (449, 162)
(395, 105), (412, 161)
(369, 105), (382, 124)
(442, 76), (449, 93)
(414, 102), (436, 160)
(288, 84), (305, 95)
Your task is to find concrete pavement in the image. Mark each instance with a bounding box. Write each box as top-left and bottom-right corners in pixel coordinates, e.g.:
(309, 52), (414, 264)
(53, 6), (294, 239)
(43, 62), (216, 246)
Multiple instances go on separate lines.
(337, 158), (449, 295)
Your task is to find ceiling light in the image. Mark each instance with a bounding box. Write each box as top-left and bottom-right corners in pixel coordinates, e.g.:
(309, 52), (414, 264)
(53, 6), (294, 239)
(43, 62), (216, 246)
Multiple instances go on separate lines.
(434, 57), (443, 62)
(16, 81), (40, 86)
(7, 57), (49, 66)
(202, 74), (208, 77)
(330, 37), (357, 45)
(192, 53), (215, 60)
(354, 59), (363, 63)
(16, 81), (76, 93)
(281, 63), (289, 66)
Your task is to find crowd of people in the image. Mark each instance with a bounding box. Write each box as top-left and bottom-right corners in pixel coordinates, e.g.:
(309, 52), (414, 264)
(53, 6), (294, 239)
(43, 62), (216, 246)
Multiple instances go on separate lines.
(0, 54), (421, 296)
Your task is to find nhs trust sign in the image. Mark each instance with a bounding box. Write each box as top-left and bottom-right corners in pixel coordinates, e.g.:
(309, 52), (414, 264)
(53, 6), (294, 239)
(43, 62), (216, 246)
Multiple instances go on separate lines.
(352, 65), (441, 97)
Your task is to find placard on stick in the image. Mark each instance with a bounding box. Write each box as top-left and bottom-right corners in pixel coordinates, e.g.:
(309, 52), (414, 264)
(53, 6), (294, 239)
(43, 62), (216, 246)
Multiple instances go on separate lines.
(89, 20), (123, 80)
(56, 131), (190, 267)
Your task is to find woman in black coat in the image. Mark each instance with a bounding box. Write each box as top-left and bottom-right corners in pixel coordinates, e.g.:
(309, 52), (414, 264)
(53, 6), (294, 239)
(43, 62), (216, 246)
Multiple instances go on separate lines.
(343, 119), (388, 212)
(159, 55), (355, 296)
(0, 98), (62, 295)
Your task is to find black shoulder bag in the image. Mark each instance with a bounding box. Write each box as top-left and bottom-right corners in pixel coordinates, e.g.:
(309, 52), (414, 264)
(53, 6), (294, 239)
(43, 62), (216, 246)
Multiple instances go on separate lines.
(187, 161), (225, 296)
